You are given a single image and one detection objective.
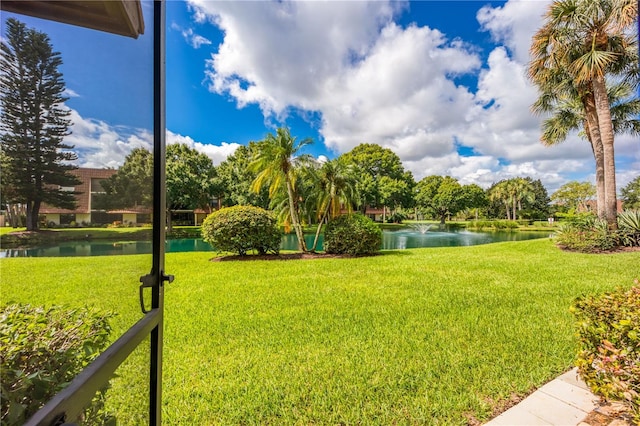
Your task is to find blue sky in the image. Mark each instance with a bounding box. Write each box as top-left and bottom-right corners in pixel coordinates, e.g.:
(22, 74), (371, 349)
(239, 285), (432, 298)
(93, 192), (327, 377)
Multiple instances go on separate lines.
(1, 1), (638, 193)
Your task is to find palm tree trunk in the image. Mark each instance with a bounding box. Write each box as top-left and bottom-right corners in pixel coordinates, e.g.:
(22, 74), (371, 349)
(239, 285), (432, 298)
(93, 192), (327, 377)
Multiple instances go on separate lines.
(311, 204), (331, 252)
(592, 76), (617, 229)
(583, 95), (606, 219)
(286, 180), (307, 251)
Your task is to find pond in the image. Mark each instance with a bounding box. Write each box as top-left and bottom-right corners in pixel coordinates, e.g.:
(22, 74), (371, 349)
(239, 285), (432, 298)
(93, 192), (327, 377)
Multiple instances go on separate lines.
(0, 227), (550, 258)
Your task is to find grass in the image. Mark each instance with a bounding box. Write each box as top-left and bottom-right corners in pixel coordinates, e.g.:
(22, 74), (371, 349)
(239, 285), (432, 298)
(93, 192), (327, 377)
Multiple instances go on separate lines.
(0, 227), (25, 236)
(1, 239), (638, 424)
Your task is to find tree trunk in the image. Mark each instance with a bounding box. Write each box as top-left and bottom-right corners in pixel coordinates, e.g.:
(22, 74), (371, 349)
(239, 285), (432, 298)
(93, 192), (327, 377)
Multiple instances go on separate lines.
(592, 76), (618, 229)
(583, 94), (606, 219)
(26, 199), (40, 231)
(166, 209), (173, 233)
(286, 180), (307, 251)
(311, 204), (331, 252)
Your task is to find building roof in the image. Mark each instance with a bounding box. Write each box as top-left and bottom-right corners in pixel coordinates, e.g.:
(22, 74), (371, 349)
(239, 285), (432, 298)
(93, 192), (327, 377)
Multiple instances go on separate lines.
(0, 1), (144, 38)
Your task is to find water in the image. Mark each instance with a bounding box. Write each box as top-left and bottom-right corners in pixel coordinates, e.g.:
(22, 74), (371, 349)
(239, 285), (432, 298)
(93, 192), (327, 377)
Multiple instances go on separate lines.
(0, 228), (549, 258)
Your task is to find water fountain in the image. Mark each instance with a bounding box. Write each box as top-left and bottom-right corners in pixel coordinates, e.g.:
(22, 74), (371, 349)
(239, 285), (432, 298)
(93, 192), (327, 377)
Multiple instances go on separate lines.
(411, 223), (433, 234)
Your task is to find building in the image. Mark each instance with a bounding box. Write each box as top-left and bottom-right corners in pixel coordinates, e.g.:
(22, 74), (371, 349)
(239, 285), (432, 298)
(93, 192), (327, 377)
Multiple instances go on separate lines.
(40, 168), (152, 226)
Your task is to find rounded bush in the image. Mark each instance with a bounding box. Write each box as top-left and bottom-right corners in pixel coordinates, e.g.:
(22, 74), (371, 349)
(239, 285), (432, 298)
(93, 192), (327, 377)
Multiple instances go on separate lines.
(323, 213), (382, 255)
(201, 205), (281, 255)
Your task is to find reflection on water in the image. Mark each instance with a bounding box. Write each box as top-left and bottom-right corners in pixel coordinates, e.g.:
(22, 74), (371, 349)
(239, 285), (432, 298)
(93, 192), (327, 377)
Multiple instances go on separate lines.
(380, 229), (544, 249)
(1, 228), (549, 257)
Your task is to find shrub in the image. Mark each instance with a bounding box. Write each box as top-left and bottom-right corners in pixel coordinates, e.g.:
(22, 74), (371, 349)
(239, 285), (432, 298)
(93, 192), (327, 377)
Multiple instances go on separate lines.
(554, 218), (617, 252)
(0, 304), (115, 425)
(468, 220), (490, 230)
(324, 213), (382, 255)
(201, 206), (281, 255)
(469, 220), (518, 230)
(387, 212), (407, 224)
(618, 210), (640, 247)
(572, 282), (640, 423)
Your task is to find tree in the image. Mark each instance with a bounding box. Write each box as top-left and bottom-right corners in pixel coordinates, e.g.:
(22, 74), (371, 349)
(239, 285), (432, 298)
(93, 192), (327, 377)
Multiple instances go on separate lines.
(213, 144), (269, 209)
(529, 0), (639, 227)
(341, 144), (413, 214)
(415, 176), (464, 224)
(0, 18), (81, 231)
(94, 147), (153, 210)
(488, 178), (535, 220)
(249, 127), (312, 251)
(303, 158), (356, 252)
(166, 143), (217, 232)
(526, 178), (551, 220)
(533, 76), (640, 219)
(551, 181), (596, 213)
(511, 177), (536, 220)
(621, 176), (640, 210)
(488, 180), (512, 220)
(460, 183), (488, 220)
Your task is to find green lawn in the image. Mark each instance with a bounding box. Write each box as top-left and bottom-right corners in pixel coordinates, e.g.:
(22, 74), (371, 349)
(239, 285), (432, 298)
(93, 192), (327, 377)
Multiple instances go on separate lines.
(0, 227), (25, 236)
(1, 239), (638, 424)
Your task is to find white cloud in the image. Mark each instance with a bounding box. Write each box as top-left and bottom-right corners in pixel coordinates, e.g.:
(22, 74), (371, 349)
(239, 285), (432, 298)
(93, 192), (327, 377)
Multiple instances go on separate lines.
(63, 88), (80, 98)
(66, 109), (152, 168)
(477, 0), (551, 63)
(187, 0), (637, 192)
(171, 22), (212, 49)
(166, 130), (240, 165)
(66, 108), (238, 168)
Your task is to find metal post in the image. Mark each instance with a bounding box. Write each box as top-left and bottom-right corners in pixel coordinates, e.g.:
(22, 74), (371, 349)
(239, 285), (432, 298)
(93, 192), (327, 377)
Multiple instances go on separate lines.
(150, 1), (166, 424)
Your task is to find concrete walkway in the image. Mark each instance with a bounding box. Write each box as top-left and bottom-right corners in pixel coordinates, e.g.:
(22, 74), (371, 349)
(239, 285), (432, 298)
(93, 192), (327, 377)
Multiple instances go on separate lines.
(485, 368), (598, 425)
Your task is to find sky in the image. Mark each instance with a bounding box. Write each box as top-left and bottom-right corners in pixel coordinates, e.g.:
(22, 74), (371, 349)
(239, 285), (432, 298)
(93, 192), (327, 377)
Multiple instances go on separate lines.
(1, 0), (638, 195)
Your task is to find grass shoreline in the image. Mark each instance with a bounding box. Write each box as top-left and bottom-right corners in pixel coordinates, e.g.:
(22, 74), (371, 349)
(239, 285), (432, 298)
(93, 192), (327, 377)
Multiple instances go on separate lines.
(2, 239), (638, 424)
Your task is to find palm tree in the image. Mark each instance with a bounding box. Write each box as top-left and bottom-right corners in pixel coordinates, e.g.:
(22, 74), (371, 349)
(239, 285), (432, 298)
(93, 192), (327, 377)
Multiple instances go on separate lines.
(530, 63), (608, 219)
(489, 181), (512, 220)
(529, 0), (638, 228)
(533, 79), (640, 218)
(304, 158), (356, 252)
(512, 178), (535, 220)
(249, 127), (312, 251)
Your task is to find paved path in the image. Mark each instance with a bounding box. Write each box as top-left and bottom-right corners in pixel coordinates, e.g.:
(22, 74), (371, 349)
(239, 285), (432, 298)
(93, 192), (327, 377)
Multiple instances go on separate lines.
(485, 368), (598, 426)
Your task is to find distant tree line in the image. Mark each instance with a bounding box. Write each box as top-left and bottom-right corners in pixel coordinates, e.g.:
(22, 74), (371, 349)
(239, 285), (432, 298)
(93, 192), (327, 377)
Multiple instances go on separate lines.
(92, 126), (640, 243)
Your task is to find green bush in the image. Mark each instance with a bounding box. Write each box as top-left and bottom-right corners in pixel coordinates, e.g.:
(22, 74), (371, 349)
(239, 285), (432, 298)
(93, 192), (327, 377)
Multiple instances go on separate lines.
(468, 220), (490, 230)
(387, 212), (407, 224)
(324, 213), (382, 255)
(572, 282), (640, 423)
(468, 220), (518, 230)
(618, 210), (640, 247)
(554, 218), (617, 252)
(0, 304), (115, 425)
(201, 206), (281, 255)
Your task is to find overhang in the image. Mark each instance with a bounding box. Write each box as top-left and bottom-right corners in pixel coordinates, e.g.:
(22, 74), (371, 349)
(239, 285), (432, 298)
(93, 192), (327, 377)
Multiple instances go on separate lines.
(1, 1), (144, 38)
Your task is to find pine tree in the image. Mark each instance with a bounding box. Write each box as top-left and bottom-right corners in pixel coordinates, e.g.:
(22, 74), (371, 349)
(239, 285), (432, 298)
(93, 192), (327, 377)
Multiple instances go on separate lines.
(1, 18), (80, 231)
